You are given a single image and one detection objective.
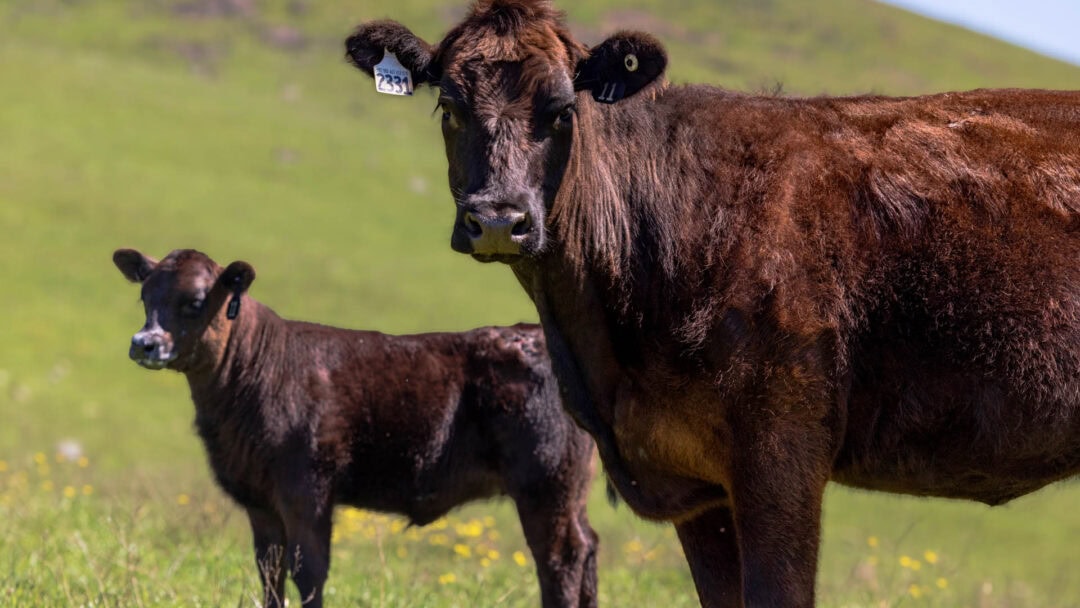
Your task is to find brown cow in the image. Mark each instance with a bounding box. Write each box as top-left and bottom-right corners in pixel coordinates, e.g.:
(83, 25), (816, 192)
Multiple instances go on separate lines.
(345, 1), (1080, 606)
(112, 248), (598, 608)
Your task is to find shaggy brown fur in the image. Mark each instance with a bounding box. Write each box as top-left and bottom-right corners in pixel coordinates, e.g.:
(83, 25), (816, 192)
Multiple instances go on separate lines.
(346, 2), (1080, 606)
(113, 247), (598, 608)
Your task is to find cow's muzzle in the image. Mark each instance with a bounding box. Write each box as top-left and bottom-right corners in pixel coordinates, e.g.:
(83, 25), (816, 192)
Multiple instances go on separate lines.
(451, 210), (533, 262)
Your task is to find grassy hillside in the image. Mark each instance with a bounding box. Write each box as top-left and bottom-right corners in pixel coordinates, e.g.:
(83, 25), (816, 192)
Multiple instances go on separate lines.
(1, 0), (1078, 606)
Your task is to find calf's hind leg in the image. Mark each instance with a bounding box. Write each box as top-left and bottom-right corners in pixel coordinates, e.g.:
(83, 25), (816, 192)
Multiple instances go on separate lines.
(514, 494), (599, 608)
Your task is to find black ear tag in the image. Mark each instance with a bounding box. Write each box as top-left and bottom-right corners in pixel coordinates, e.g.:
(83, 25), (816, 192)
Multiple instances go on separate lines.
(226, 292), (241, 320)
(593, 81), (626, 104)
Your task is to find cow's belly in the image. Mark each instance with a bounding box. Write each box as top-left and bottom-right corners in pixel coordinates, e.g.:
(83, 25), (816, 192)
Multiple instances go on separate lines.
(834, 372), (1080, 505)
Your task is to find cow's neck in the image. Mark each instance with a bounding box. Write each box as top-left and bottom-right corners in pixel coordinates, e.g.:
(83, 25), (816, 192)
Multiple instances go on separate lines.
(514, 97), (733, 517)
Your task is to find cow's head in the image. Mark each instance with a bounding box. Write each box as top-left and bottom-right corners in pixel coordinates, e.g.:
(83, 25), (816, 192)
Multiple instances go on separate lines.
(346, 0), (666, 264)
(113, 249), (255, 371)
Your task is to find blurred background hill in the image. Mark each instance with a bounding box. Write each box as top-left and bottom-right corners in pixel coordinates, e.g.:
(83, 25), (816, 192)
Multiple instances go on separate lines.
(1, 0), (1078, 605)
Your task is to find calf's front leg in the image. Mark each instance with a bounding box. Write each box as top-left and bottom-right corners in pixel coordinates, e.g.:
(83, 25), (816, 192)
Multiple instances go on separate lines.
(247, 508), (287, 608)
(280, 503), (333, 607)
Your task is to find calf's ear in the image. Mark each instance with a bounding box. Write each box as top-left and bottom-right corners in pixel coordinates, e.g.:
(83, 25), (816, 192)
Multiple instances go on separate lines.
(217, 261), (256, 295)
(113, 249), (157, 283)
(345, 20), (436, 85)
(574, 31), (667, 104)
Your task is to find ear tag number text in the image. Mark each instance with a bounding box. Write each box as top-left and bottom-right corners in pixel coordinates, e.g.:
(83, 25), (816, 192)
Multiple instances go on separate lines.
(593, 81), (626, 104)
(374, 50), (414, 96)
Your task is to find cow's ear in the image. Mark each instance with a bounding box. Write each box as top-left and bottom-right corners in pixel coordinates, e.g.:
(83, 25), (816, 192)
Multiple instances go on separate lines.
(345, 20), (436, 85)
(217, 261), (256, 295)
(113, 249), (157, 284)
(574, 31), (667, 104)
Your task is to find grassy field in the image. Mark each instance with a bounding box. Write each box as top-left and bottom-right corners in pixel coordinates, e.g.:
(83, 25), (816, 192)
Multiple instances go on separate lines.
(1, 0), (1079, 606)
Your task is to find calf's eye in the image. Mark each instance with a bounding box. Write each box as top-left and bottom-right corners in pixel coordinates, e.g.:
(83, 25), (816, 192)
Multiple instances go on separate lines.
(181, 299), (205, 318)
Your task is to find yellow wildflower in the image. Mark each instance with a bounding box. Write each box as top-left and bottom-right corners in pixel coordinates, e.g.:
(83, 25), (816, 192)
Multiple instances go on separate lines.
(487, 550), (500, 561)
(81, 485), (93, 496)
(33, 453), (46, 465)
(482, 516), (496, 527)
(480, 558), (491, 568)
(909, 584), (922, 598)
(456, 520), (484, 538)
(936, 578), (948, 589)
(63, 485), (77, 498)
(177, 493), (190, 506)
(910, 560), (922, 571)
(866, 536), (879, 548)
(429, 533), (450, 546)
(396, 546), (407, 559)
(899, 555), (912, 568)
(0, 460), (7, 472)
(77, 456), (89, 468)
(430, 518), (449, 530)
(923, 550), (938, 564)
(41, 480), (54, 492)
(512, 551), (528, 567)
(37, 464), (50, 476)
(437, 573), (456, 585)
(453, 544), (472, 558)
(623, 539), (644, 554)
(487, 530), (501, 541)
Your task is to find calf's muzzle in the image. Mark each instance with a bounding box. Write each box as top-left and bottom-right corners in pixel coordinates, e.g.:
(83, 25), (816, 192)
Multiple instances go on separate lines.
(129, 329), (174, 368)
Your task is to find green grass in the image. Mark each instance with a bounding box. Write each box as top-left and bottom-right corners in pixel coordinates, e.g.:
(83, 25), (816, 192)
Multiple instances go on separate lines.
(1, 0), (1079, 605)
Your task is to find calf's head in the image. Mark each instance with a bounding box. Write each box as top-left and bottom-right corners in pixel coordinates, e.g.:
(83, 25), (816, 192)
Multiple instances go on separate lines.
(113, 249), (255, 371)
(346, 0), (666, 263)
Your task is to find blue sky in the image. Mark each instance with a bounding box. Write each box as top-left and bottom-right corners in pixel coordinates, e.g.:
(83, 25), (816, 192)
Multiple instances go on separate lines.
(880, 0), (1080, 66)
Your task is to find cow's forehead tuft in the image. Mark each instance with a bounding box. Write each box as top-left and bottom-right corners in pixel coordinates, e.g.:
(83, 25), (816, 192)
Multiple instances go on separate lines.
(437, 0), (582, 87)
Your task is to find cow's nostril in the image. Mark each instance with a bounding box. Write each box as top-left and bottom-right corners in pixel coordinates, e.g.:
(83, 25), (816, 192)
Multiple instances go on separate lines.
(143, 344), (156, 354)
(463, 212), (483, 238)
(511, 214), (532, 237)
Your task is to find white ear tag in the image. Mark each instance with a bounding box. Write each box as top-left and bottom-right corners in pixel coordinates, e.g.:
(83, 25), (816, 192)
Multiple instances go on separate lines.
(373, 50), (414, 96)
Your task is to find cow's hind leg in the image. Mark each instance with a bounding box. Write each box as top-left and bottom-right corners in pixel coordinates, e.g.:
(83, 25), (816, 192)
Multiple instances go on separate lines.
(514, 493), (597, 608)
(674, 506), (742, 608)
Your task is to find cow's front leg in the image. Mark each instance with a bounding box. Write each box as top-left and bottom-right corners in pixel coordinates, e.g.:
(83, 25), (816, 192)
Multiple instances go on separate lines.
(674, 506), (742, 608)
(730, 417), (832, 608)
(247, 508), (287, 608)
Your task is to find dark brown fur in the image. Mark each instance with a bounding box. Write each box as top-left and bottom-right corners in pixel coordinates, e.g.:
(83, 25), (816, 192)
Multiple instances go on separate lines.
(345, 2), (1080, 606)
(113, 248), (598, 608)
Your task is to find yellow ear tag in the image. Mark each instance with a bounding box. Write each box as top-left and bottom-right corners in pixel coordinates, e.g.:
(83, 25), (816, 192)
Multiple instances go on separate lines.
(374, 49), (414, 96)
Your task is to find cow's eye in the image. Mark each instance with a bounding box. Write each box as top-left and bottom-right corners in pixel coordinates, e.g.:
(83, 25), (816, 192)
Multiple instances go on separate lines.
(440, 103), (462, 130)
(180, 299), (204, 318)
(553, 105), (575, 130)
